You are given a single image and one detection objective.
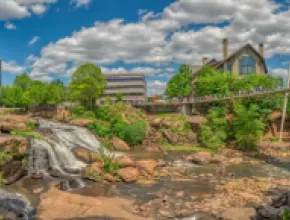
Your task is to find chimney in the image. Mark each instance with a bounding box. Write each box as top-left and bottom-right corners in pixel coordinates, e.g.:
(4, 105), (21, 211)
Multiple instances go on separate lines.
(259, 43), (264, 57)
(223, 38), (229, 60)
(202, 57), (208, 65)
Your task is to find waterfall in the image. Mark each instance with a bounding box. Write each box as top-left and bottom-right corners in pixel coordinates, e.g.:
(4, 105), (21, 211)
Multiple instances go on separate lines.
(27, 119), (107, 190)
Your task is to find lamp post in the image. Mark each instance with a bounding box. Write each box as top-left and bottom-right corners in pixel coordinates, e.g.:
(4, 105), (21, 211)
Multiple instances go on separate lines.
(279, 62), (290, 141)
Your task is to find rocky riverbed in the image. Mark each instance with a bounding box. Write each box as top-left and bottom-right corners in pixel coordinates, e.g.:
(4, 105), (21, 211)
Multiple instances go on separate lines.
(1, 115), (290, 219)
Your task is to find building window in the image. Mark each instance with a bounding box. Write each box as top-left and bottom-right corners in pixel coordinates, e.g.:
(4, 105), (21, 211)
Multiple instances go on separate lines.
(239, 56), (256, 76)
(224, 62), (232, 72)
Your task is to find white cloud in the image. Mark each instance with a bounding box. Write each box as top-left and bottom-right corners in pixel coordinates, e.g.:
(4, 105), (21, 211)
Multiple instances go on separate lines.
(70, 0), (92, 8)
(147, 80), (167, 96)
(165, 67), (175, 73)
(101, 67), (162, 75)
(2, 61), (25, 75)
(4, 21), (16, 30)
(26, 0), (290, 81)
(30, 4), (46, 14)
(28, 36), (40, 45)
(0, 0), (57, 20)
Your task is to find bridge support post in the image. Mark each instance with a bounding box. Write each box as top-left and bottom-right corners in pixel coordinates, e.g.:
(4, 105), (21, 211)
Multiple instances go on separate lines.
(180, 103), (193, 116)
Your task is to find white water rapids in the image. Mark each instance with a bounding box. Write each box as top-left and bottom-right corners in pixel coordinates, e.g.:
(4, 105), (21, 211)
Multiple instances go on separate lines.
(28, 119), (108, 181)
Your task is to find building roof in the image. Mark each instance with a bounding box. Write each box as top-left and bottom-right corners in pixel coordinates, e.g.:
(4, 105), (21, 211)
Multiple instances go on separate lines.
(214, 44), (268, 73)
(193, 43), (268, 76)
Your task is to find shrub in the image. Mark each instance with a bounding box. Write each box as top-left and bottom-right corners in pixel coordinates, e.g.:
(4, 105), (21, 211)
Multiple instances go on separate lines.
(93, 106), (112, 121)
(88, 120), (112, 138)
(234, 102), (265, 150)
(82, 111), (95, 119)
(25, 122), (36, 131)
(270, 136), (279, 142)
(200, 106), (228, 150)
(281, 209), (290, 220)
(122, 120), (147, 146)
(71, 105), (85, 116)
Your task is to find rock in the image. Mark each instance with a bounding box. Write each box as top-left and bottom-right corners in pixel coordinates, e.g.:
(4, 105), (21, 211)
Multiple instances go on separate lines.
(161, 129), (179, 145)
(187, 130), (197, 143)
(70, 118), (93, 127)
(113, 155), (135, 167)
(112, 137), (130, 151)
(228, 157), (244, 165)
(0, 135), (30, 156)
(37, 187), (146, 220)
(150, 118), (163, 128)
(221, 208), (256, 220)
(73, 148), (100, 163)
(0, 115), (36, 132)
(91, 162), (104, 169)
(162, 118), (173, 127)
(136, 159), (158, 175)
(2, 161), (26, 185)
(82, 166), (103, 180)
(104, 173), (116, 183)
(186, 151), (212, 165)
(117, 167), (139, 183)
(31, 172), (44, 179)
(211, 154), (227, 164)
(33, 187), (44, 194)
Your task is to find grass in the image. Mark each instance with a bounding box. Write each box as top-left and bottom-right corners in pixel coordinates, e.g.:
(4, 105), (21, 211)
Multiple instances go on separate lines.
(162, 143), (217, 154)
(11, 130), (42, 140)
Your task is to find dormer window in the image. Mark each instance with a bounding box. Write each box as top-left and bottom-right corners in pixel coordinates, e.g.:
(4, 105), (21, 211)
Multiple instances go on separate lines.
(239, 56), (256, 76)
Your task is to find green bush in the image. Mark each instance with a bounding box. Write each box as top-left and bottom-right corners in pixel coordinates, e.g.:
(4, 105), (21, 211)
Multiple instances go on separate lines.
(88, 120), (112, 138)
(122, 120), (147, 146)
(281, 209), (290, 220)
(71, 105), (85, 116)
(200, 107), (228, 150)
(270, 136), (279, 142)
(82, 111), (95, 119)
(234, 102), (265, 150)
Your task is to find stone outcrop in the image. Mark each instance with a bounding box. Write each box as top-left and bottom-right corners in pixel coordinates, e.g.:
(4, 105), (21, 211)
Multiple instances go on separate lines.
(0, 135), (30, 156)
(254, 192), (290, 220)
(161, 129), (179, 145)
(113, 155), (135, 167)
(112, 137), (130, 151)
(70, 118), (93, 127)
(221, 208), (256, 220)
(0, 115), (36, 132)
(186, 151), (212, 165)
(37, 187), (147, 220)
(136, 159), (158, 176)
(117, 167), (139, 183)
(72, 148), (100, 163)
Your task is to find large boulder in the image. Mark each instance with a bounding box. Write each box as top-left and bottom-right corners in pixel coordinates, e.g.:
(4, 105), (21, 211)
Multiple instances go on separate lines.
(113, 155), (135, 167)
(117, 167), (139, 183)
(70, 118), (93, 127)
(186, 151), (212, 165)
(0, 115), (36, 132)
(221, 208), (256, 220)
(112, 137), (130, 151)
(161, 129), (179, 145)
(0, 135), (30, 156)
(136, 159), (158, 175)
(150, 118), (163, 128)
(73, 148), (100, 163)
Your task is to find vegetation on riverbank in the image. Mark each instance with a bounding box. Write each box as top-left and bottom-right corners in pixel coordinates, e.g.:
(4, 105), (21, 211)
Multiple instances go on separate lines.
(162, 144), (216, 154)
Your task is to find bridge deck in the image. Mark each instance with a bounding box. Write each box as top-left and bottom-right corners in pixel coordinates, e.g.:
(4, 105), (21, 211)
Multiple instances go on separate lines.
(136, 88), (290, 107)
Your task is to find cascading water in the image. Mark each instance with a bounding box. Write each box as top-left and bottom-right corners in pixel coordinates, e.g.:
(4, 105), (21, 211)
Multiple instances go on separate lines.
(28, 119), (107, 190)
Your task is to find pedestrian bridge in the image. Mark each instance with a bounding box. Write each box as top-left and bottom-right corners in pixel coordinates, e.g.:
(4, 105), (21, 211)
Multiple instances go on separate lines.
(134, 87), (290, 115)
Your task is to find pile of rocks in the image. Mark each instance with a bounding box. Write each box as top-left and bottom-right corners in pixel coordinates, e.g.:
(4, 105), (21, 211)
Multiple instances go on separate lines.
(253, 191), (290, 220)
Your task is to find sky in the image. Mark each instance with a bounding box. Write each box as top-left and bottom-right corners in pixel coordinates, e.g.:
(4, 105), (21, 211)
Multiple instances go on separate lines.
(1, 0), (290, 96)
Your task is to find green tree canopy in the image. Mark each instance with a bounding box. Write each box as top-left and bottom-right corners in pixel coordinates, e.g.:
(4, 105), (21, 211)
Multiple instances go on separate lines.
(13, 74), (32, 91)
(69, 63), (106, 107)
(165, 64), (192, 98)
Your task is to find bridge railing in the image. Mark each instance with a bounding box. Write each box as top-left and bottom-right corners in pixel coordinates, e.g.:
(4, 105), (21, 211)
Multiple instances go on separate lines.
(138, 86), (288, 106)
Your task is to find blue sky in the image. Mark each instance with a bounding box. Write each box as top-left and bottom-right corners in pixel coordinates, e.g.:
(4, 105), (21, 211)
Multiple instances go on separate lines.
(1, 0), (290, 95)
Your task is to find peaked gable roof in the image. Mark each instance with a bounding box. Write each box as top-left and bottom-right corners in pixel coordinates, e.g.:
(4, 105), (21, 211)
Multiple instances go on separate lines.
(214, 43), (268, 73)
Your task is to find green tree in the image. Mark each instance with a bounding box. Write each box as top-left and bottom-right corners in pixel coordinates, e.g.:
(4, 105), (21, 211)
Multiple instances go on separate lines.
(233, 102), (265, 150)
(13, 74), (32, 91)
(69, 63), (106, 107)
(0, 86), (23, 107)
(116, 92), (123, 103)
(22, 81), (47, 106)
(165, 64), (192, 98)
(200, 106), (229, 149)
